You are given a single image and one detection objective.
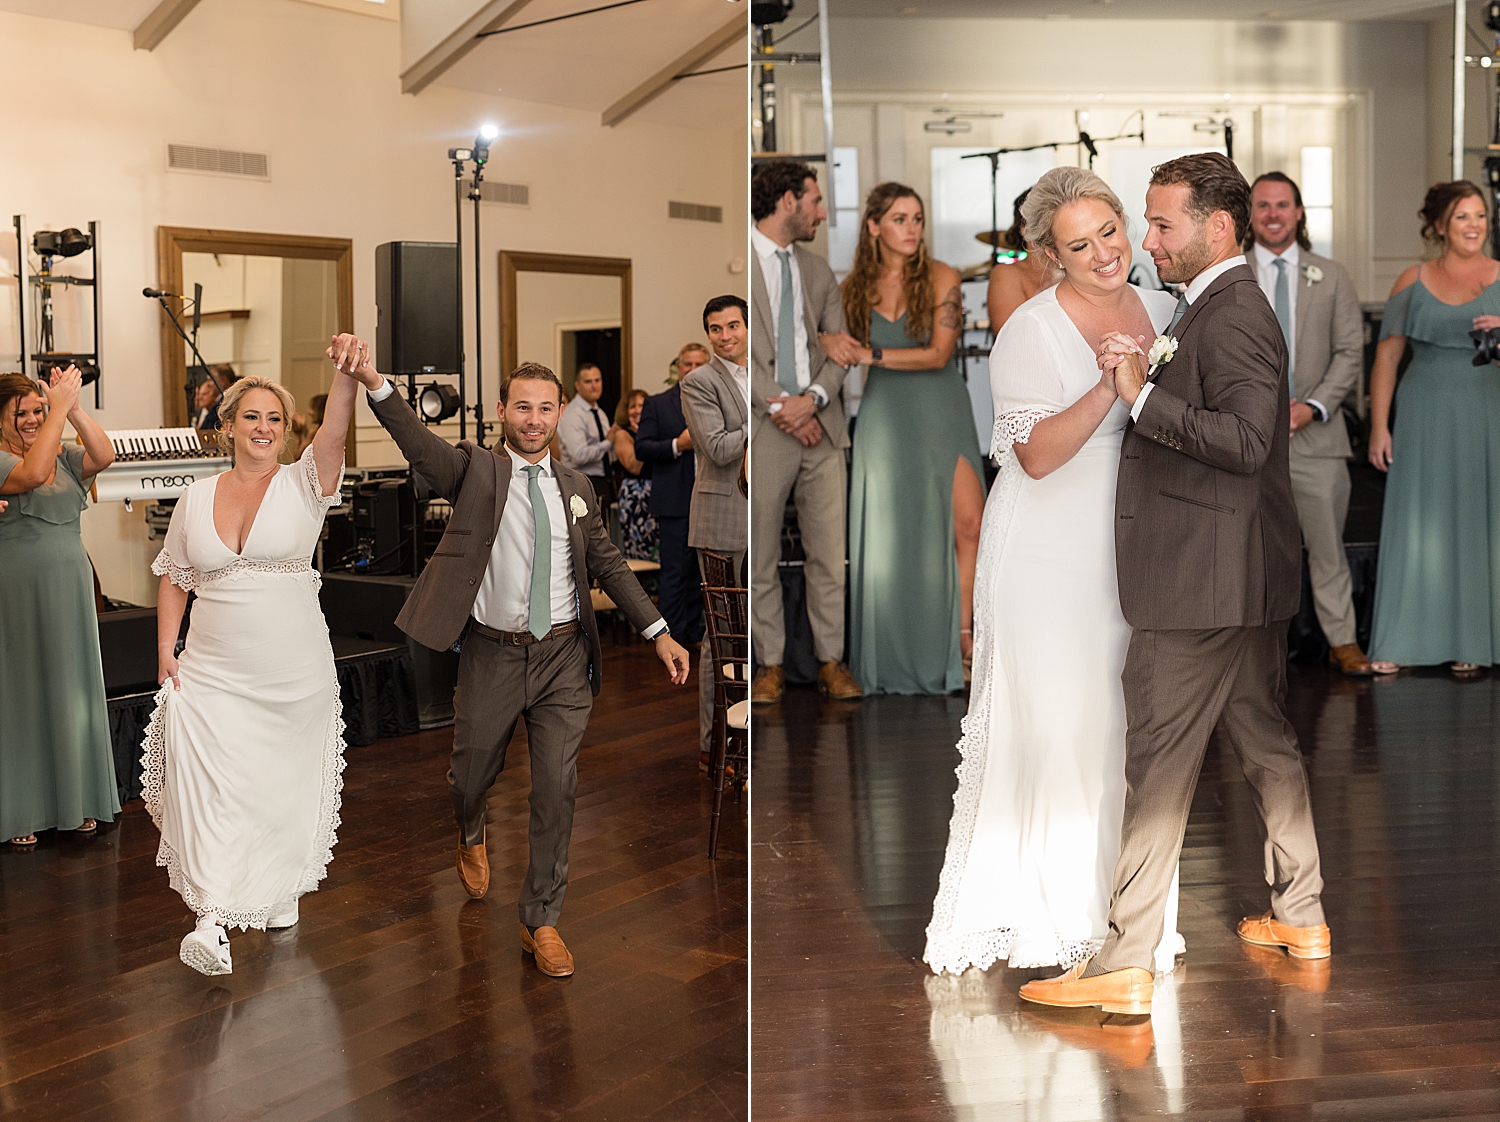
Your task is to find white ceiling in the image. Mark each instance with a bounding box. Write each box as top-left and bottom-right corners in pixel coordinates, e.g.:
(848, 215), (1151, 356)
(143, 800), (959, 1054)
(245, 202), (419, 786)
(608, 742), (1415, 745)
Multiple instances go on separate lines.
(433, 0), (746, 130)
(0, 0), (159, 29)
(826, 0), (1448, 19)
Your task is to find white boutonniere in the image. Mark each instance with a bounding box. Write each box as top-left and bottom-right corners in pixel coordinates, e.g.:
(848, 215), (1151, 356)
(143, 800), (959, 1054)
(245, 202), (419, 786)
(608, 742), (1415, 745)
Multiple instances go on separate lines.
(1302, 264), (1323, 283)
(1146, 335), (1179, 367)
(569, 493), (588, 524)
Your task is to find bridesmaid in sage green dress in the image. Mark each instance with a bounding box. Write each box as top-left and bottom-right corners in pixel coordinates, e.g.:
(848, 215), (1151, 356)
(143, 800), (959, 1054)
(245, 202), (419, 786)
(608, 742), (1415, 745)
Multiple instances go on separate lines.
(0, 368), (120, 845)
(840, 183), (986, 694)
(1367, 181), (1500, 672)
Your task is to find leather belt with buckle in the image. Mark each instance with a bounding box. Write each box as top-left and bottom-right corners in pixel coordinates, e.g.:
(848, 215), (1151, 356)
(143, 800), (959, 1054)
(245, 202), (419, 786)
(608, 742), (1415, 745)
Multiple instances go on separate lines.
(469, 619), (583, 646)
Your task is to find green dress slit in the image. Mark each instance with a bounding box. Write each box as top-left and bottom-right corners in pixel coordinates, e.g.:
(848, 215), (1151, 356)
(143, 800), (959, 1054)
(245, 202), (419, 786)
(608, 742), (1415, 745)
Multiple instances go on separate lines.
(848, 311), (987, 695)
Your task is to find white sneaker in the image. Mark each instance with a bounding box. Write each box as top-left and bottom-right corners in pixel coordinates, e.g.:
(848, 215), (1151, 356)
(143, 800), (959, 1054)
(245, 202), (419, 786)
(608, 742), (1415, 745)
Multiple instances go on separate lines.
(267, 901), (299, 930)
(180, 921), (232, 976)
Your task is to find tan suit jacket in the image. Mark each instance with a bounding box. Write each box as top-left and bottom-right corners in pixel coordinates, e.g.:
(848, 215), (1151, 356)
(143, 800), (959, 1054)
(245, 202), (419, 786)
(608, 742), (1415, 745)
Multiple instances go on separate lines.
(1288, 250), (1363, 460)
(368, 388), (658, 695)
(680, 355), (748, 552)
(750, 242), (850, 449)
(1117, 263), (1302, 629)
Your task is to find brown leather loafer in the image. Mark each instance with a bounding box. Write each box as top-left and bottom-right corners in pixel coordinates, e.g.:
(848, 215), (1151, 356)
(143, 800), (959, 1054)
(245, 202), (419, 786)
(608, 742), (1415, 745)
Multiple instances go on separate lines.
(751, 665), (784, 704)
(456, 831), (489, 899)
(1328, 643), (1375, 677)
(1018, 961), (1153, 1015)
(818, 660), (863, 700)
(520, 924), (575, 977)
(1236, 911), (1330, 960)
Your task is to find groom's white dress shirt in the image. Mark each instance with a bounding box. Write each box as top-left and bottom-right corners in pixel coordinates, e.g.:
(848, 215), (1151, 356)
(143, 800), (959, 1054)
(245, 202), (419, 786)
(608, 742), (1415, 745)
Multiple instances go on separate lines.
(365, 376), (665, 638)
(1130, 255), (1247, 423)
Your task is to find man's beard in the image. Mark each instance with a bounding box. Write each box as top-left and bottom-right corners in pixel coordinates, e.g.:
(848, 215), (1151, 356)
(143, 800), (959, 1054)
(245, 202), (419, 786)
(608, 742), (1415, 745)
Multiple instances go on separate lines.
(504, 421), (553, 453)
(790, 210), (819, 242)
(1156, 225), (1215, 285)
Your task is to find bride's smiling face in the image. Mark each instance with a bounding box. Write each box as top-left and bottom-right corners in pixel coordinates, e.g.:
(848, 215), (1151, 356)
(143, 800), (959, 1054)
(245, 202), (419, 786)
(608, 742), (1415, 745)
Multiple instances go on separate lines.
(1048, 198), (1132, 296)
(226, 388), (287, 467)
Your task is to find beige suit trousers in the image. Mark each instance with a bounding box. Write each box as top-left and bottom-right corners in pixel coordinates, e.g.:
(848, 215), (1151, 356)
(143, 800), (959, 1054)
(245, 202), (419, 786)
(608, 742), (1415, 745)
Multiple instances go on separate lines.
(1288, 447), (1357, 649)
(751, 421), (846, 666)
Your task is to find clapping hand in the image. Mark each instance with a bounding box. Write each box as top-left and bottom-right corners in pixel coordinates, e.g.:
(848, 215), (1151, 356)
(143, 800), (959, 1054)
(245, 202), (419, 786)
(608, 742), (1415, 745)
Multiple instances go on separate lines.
(327, 334), (378, 389)
(44, 365), (84, 415)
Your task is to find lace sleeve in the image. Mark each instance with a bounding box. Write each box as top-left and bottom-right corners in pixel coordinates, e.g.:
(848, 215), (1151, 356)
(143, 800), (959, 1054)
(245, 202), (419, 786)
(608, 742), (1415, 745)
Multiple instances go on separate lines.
(151, 547), (200, 592)
(991, 408), (1058, 460)
(300, 446), (345, 511)
(151, 489), (199, 591)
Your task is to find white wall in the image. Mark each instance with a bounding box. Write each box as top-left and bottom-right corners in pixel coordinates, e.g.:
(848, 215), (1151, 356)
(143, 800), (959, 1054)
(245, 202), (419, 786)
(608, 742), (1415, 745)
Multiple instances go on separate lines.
(514, 271), (622, 378)
(0, 0), (746, 604)
(181, 253), (284, 382)
(777, 16), (1430, 302)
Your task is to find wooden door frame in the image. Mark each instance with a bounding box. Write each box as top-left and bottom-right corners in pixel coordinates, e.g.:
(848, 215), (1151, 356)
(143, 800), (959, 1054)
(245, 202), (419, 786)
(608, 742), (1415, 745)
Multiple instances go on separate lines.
(155, 226), (354, 440)
(498, 251), (631, 400)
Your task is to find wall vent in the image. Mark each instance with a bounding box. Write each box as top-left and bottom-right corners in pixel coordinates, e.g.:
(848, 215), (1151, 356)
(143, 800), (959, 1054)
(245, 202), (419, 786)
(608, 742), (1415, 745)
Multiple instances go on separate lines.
(479, 181), (530, 206)
(167, 143), (270, 179)
(669, 201), (723, 224)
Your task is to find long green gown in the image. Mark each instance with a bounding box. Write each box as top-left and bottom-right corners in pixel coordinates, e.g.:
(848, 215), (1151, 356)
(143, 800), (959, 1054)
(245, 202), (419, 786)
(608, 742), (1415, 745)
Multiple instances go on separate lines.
(0, 445), (119, 839)
(1370, 274), (1500, 666)
(848, 311), (987, 695)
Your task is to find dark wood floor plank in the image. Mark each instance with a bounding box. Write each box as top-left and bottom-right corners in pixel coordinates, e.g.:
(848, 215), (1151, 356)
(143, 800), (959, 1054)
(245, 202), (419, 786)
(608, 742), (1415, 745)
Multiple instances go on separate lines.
(751, 667), (1500, 1119)
(1, 640), (745, 1121)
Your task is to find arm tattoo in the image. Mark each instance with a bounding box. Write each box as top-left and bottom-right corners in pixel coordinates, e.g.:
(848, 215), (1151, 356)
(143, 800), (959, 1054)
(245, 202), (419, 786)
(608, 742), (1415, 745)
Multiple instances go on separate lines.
(937, 287), (963, 331)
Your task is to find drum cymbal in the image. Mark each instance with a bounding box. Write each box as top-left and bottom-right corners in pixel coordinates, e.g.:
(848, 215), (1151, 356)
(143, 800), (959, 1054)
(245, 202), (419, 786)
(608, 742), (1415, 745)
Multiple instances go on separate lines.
(959, 261), (992, 281)
(974, 230), (1008, 246)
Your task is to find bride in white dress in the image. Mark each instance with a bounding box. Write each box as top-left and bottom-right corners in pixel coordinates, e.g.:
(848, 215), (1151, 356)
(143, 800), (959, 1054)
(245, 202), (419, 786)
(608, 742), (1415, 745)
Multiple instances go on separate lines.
(925, 167), (1187, 976)
(144, 338), (365, 975)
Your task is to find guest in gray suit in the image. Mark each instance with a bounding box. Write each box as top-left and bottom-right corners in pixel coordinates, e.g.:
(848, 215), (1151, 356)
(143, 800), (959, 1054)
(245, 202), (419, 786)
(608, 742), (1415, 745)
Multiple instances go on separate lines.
(352, 359), (691, 979)
(1248, 171), (1373, 676)
(749, 159), (862, 703)
(682, 294), (750, 760)
(1021, 153), (1328, 1017)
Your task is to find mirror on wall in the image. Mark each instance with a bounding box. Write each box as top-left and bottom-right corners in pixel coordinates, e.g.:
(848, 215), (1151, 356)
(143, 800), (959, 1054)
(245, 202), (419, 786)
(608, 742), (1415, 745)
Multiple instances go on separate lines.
(500, 251), (631, 427)
(157, 227), (353, 456)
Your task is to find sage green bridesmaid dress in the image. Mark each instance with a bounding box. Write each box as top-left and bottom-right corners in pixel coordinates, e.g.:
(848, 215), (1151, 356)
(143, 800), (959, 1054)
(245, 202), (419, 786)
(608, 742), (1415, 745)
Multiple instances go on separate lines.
(0, 445), (119, 839)
(849, 311), (986, 694)
(1369, 272), (1500, 666)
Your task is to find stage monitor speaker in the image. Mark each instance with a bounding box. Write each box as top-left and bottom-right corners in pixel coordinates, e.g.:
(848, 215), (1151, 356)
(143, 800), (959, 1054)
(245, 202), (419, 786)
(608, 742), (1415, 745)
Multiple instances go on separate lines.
(375, 241), (459, 376)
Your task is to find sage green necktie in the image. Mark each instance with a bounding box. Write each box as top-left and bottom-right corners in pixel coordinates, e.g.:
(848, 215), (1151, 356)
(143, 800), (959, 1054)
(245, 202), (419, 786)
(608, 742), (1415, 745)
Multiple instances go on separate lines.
(1273, 257), (1296, 396)
(522, 464), (551, 640)
(1168, 292), (1189, 333)
(775, 248), (800, 395)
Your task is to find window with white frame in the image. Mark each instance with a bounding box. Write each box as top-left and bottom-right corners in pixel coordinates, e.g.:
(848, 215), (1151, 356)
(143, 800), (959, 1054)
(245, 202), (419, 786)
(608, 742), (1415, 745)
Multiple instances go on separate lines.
(1300, 146), (1333, 258)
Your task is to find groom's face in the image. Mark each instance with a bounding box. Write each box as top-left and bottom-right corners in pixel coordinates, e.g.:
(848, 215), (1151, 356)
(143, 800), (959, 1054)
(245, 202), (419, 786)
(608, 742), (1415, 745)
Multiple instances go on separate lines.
(1142, 183), (1214, 286)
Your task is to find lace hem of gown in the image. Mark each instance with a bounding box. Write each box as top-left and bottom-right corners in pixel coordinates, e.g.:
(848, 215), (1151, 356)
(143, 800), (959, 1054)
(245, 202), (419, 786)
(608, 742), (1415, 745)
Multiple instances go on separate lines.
(925, 927), (1101, 975)
(139, 676), (347, 931)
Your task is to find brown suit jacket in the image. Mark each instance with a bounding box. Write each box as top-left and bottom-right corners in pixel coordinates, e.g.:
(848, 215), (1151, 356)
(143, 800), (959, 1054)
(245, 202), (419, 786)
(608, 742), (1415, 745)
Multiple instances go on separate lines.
(1116, 263), (1301, 629)
(369, 388), (659, 695)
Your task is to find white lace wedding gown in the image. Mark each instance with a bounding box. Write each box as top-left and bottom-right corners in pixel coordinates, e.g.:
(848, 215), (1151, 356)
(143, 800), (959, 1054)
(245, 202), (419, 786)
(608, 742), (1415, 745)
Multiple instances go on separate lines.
(924, 285), (1187, 975)
(142, 447), (346, 930)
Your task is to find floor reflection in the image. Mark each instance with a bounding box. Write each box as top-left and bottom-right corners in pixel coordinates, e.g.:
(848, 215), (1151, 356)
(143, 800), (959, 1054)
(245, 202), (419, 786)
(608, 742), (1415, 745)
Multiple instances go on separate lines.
(925, 967), (1184, 1119)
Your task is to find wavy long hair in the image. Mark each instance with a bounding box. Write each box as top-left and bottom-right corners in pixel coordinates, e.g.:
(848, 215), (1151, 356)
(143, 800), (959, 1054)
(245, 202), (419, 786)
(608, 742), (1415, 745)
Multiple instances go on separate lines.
(842, 182), (936, 345)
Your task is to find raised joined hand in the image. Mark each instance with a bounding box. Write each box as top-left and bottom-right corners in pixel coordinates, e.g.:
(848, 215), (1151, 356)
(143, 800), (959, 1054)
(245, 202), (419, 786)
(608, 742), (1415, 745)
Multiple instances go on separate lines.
(327, 334), (379, 389)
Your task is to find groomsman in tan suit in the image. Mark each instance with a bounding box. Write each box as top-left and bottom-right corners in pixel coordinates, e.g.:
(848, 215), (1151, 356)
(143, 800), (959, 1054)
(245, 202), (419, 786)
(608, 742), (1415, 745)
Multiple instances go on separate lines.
(1248, 172), (1374, 676)
(749, 159), (862, 703)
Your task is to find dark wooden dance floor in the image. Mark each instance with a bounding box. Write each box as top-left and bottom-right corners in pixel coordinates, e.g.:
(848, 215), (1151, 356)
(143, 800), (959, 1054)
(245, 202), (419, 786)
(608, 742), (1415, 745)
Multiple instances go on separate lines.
(753, 667), (1500, 1120)
(0, 640), (745, 1121)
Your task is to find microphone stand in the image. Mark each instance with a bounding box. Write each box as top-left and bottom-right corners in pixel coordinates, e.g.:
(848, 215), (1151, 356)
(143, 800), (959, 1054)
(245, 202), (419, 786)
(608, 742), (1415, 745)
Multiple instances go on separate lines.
(152, 292), (229, 411)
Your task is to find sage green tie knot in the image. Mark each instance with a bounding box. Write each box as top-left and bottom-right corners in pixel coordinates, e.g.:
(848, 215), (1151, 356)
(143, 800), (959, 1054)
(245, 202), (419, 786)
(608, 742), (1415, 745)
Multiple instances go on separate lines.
(1273, 257), (1295, 396)
(775, 248), (800, 396)
(1168, 292), (1189, 333)
(522, 464), (551, 640)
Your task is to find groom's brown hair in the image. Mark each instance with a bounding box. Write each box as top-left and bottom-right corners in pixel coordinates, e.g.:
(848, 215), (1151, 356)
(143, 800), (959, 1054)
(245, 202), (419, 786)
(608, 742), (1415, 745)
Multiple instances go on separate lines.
(1150, 152), (1251, 246)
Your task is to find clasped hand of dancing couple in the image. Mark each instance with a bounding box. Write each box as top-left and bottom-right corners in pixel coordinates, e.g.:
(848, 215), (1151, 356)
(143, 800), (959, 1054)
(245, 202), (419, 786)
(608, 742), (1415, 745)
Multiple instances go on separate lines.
(147, 336), (691, 979)
(925, 157), (1330, 1018)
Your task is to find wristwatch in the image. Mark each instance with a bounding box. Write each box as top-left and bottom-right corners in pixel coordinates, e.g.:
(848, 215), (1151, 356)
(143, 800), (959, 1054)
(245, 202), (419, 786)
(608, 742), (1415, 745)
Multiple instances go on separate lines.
(870, 346), (884, 362)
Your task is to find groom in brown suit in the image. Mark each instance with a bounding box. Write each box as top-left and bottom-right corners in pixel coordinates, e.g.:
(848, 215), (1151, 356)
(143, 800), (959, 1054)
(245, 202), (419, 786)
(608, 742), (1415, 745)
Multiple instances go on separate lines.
(1021, 153), (1329, 1017)
(351, 358), (691, 978)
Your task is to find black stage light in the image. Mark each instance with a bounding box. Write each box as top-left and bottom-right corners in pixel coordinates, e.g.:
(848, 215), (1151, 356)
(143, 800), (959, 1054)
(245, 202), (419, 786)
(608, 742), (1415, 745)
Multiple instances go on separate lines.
(417, 381), (461, 423)
(751, 0), (792, 25)
(32, 228), (91, 257)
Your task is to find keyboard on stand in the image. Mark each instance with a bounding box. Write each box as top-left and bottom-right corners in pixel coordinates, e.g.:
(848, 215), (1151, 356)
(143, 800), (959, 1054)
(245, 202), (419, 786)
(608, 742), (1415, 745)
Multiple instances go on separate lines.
(92, 427), (231, 508)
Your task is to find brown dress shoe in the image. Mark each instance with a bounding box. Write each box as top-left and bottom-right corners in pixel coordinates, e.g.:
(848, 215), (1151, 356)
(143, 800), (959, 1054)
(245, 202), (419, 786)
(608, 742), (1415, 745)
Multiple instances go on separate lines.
(1018, 961), (1153, 1015)
(520, 924), (575, 976)
(1236, 911), (1330, 960)
(751, 665), (784, 704)
(818, 661), (863, 700)
(456, 831), (489, 899)
(1328, 643), (1375, 677)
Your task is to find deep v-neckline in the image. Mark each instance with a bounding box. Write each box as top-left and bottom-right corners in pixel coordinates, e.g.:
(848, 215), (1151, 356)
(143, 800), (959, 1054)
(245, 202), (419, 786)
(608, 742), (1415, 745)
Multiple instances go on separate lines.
(212, 468), (277, 557)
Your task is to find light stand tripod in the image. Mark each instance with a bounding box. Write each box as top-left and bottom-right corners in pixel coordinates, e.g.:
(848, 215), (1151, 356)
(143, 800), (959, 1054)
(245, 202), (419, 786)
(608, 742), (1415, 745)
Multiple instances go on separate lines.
(446, 125), (500, 448)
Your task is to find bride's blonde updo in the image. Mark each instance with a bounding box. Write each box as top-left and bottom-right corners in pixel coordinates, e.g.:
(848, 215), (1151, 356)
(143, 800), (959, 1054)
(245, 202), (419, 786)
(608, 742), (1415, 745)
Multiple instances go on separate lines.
(215, 375), (297, 457)
(1019, 166), (1127, 261)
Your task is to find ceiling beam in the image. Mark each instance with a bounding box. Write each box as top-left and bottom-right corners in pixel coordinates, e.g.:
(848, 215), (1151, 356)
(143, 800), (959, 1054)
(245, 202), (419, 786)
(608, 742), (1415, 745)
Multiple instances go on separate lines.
(401, 0), (538, 96)
(601, 13), (747, 128)
(132, 0), (203, 51)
